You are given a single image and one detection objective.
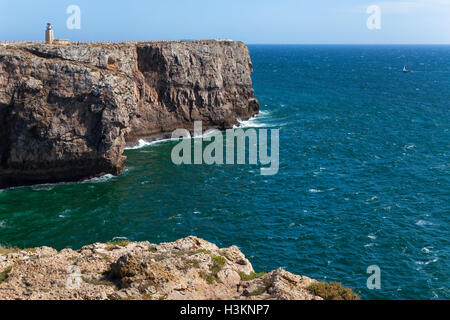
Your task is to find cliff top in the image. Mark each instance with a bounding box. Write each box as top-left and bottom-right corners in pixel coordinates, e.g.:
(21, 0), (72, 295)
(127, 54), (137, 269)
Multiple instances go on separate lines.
(0, 39), (239, 48)
(0, 236), (339, 300)
(0, 36), (257, 188)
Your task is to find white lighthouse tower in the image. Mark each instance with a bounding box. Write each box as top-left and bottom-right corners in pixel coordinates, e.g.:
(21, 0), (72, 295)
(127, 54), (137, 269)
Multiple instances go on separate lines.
(45, 23), (54, 44)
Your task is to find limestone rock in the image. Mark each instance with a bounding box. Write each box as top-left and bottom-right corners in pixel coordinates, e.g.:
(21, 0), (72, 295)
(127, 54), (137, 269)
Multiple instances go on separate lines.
(0, 41), (259, 188)
(0, 236), (322, 300)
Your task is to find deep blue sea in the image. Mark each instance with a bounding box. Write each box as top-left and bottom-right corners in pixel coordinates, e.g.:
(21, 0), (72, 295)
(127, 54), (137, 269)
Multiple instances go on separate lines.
(1, 45), (449, 299)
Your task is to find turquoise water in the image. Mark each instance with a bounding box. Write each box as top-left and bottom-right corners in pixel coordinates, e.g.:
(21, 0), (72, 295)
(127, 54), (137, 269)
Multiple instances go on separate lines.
(1, 45), (449, 300)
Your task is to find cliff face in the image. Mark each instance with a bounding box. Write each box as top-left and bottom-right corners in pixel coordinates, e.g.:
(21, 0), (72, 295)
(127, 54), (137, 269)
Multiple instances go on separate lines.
(0, 41), (259, 188)
(0, 236), (321, 300)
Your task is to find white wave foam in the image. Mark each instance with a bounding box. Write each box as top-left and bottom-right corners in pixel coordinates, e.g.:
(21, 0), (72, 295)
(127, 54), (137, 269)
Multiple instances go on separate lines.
(58, 209), (72, 219)
(234, 110), (273, 129)
(309, 189), (323, 193)
(127, 111), (275, 150)
(404, 144), (416, 150)
(111, 236), (129, 242)
(416, 258), (439, 265)
(83, 174), (116, 184)
(235, 117), (271, 128)
(368, 234), (377, 240)
(421, 247), (432, 254)
(31, 184), (55, 191)
(125, 138), (175, 150)
(0, 220), (5, 228)
(3, 173), (117, 191)
(416, 220), (434, 226)
(125, 131), (217, 151)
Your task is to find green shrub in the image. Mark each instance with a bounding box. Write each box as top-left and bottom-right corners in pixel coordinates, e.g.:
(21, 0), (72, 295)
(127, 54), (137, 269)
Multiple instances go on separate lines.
(192, 248), (211, 255)
(199, 271), (216, 284)
(199, 255), (227, 284)
(105, 240), (130, 251)
(0, 266), (13, 284)
(210, 255), (226, 274)
(307, 282), (360, 300)
(187, 259), (201, 269)
(238, 271), (267, 281)
(248, 285), (267, 296)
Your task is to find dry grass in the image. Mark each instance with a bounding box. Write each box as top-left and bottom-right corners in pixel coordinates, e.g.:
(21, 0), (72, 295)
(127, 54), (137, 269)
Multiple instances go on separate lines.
(0, 245), (19, 255)
(105, 240), (130, 251)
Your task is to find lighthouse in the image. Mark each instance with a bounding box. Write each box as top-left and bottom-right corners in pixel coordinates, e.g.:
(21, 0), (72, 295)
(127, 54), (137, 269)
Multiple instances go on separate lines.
(45, 23), (54, 44)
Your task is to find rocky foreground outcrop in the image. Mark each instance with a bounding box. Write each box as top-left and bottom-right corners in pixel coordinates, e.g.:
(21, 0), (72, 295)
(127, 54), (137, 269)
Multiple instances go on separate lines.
(0, 236), (322, 300)
(0, 41), (259, 188)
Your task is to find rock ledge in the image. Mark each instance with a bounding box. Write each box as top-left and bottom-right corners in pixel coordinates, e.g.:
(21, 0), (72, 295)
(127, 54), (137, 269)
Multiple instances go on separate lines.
(0, 236), (322, 300)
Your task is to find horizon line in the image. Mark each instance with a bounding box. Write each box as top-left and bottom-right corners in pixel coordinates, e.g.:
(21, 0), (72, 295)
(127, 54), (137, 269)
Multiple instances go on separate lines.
(2, 39), (449, 46)
(246, 43), (450, 45)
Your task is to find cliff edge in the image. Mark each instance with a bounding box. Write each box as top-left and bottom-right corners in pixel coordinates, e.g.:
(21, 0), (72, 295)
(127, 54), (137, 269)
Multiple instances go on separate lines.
(0, 236), (324, 300)
(0, 41), (259, 188)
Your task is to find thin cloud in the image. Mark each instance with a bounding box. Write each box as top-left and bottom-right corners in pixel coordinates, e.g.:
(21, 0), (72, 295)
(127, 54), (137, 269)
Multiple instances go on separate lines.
(380, 0), (450, 13)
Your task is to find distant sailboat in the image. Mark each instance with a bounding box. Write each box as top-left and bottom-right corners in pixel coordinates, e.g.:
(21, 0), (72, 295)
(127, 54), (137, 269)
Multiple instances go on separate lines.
(403, 66), (411, 73)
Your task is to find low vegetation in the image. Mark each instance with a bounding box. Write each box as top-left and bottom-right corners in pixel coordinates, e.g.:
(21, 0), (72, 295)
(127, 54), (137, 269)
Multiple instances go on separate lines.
(186, 259), (201, 269)
(307, 282), (360, 300)
(0, 266), (13, 284)
(0, 245), (19, 255)
(97, 252), (112, 262)
(248, 285), (267, 296)
(238, 271), (267, 281)
(199, 255), (227, 284)
(199, 270), (216, 284)
(192, 248), (211, 255)
(81, 276), (115, 287)
(105, 240), (130, 251)
(0, 245), (36, 255)
(210, 255), (226, 274)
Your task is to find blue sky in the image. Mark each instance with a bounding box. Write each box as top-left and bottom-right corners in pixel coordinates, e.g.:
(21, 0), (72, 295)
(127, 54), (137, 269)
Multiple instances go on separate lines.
(1, 0), (449, 44)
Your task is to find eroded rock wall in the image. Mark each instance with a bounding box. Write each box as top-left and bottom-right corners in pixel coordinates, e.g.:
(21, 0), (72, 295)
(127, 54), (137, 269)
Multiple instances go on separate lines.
(0, 41), (259, 188)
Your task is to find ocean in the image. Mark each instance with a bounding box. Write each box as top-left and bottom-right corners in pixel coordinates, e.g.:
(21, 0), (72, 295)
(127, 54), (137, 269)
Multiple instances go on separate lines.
(0, 45), (449, 299)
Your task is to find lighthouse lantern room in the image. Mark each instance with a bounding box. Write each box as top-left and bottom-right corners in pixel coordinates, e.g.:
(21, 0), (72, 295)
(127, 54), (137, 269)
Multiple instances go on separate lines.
(45, 23), (54, 44)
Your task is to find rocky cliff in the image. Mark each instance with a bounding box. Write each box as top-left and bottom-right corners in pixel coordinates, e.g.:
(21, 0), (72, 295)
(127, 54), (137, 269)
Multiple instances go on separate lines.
(0, 236), (324, 300)
(0, 41), (259, 188)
